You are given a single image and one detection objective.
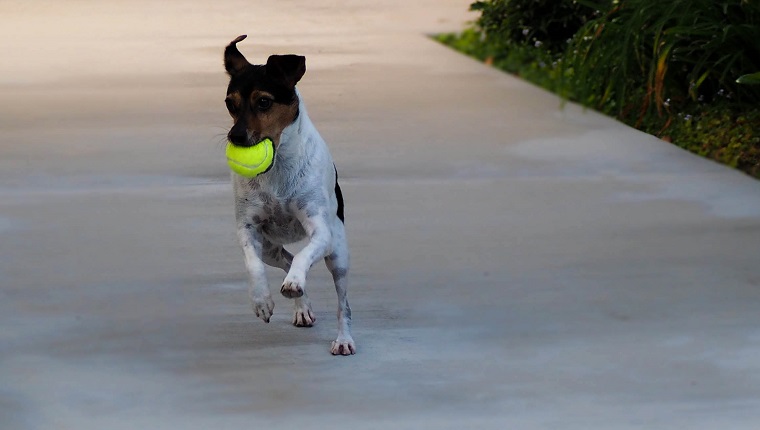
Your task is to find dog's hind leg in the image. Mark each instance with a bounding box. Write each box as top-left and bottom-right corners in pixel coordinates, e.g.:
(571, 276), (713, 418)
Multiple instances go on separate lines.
(292, 295), (316, 327)
(262, 240), (293, 271)
(325, 221), (355, 355)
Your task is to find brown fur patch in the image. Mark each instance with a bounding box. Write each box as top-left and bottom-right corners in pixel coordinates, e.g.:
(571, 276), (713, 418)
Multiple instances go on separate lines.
(225, 92), (242, 118)
(226, 92), (242, 106)
(245, 90), (299, 148)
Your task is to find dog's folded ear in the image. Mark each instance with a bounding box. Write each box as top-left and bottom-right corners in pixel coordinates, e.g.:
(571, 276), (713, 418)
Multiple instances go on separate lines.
(266, 55), (306, 89)
(224, 35), (251, 76)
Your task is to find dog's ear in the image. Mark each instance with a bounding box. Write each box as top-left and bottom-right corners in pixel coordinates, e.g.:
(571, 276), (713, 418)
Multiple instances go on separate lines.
(266, 55), (306, 88)
(224, 35), (251, 76)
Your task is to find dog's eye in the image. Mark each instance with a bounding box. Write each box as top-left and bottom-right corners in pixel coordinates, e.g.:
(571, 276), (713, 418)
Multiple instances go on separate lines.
(225, 99), (237, 115)
(256, 98), (273, 112)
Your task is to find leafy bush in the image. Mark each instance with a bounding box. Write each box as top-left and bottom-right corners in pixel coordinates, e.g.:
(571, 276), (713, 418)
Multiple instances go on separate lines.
(563, 0), (760, 123)
(470, 0), (600, 54)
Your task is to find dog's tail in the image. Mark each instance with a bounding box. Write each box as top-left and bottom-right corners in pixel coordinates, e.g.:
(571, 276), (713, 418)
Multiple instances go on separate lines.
(334, 165), (345, 223)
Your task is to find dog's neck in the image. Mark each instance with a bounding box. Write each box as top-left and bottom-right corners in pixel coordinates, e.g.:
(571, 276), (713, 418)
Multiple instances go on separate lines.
(280, 89), (307, 142)
(268, 89), (323, 184)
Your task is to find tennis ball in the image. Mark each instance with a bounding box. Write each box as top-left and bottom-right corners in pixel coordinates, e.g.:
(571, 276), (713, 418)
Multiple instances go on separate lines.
(226, 138), (275, 177)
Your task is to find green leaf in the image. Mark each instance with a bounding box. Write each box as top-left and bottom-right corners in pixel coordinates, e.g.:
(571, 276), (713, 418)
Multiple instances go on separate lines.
(737, 73), (760, 84)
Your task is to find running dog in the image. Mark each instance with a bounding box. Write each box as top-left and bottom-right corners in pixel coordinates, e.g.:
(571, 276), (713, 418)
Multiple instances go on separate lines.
(223, 35), (355, 355)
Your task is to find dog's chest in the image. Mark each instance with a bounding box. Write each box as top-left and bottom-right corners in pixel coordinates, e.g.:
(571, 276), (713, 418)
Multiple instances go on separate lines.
(245, 191), (307, 244)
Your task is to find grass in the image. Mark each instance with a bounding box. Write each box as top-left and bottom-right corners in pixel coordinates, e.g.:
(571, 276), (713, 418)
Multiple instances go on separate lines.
(436, 30), (564, 94)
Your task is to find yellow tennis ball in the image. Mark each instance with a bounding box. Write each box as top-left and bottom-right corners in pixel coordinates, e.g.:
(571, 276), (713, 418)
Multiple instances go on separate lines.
(226, 138), (275, 177)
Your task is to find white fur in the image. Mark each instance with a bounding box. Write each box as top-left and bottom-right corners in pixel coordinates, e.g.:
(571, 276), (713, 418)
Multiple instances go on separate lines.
(232, 92), (355, 355)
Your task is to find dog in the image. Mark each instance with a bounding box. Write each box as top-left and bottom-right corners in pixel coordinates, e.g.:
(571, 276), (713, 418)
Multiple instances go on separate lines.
(223, 35), (355, 355)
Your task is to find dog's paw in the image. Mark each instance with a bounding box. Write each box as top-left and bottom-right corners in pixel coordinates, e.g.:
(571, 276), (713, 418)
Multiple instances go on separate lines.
(330, 335), (356, 356)
(293, 303), (316, 327)
(252, 295), (275, 323)
(280, 273), (305, 298)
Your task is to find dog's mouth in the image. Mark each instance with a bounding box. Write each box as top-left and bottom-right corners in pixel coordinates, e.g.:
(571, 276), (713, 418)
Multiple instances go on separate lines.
(228, 137), (271, 147)
(225, 137), (277, 176)
(228, 136), (267, 148)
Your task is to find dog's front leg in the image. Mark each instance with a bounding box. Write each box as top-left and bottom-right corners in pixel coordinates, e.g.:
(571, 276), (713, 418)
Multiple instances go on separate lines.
(263, 241), (316, 327)
(281, 214), (331, 299)
(237, 224), (275, 323)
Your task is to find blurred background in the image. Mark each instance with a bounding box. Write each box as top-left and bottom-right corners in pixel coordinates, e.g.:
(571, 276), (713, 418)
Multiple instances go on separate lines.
(3, 2), (760, 429)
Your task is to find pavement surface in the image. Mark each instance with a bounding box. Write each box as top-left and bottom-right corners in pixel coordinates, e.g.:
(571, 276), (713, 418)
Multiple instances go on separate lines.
(2, 1), (760, 429)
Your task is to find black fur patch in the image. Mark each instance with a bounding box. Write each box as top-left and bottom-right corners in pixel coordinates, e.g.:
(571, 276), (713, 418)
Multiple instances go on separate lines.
(226, 65), (297, 106)
(334, 165), (344, 223)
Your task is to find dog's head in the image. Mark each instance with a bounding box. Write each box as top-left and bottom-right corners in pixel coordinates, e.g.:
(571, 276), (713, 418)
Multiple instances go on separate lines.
(223, 35), (306, 149)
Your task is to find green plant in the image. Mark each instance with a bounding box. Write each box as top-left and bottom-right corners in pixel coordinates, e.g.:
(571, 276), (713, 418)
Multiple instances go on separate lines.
(668, 107), (760, 176)
(563, 0), (760, 123)
(470, 0), (601, 54)
(738, 72), (760, 85)
(434, 31), (564, 94)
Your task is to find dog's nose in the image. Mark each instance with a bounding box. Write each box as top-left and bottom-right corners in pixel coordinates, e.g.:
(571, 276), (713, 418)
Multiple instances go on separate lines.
(228, 130), (249, 146)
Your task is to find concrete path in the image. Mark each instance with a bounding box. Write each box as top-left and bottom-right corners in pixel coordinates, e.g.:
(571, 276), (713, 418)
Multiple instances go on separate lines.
(2, 1), (760, 429)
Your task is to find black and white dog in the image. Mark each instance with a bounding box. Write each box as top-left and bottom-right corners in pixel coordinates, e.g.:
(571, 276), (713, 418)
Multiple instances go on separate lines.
(223, 35), (354, 355)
